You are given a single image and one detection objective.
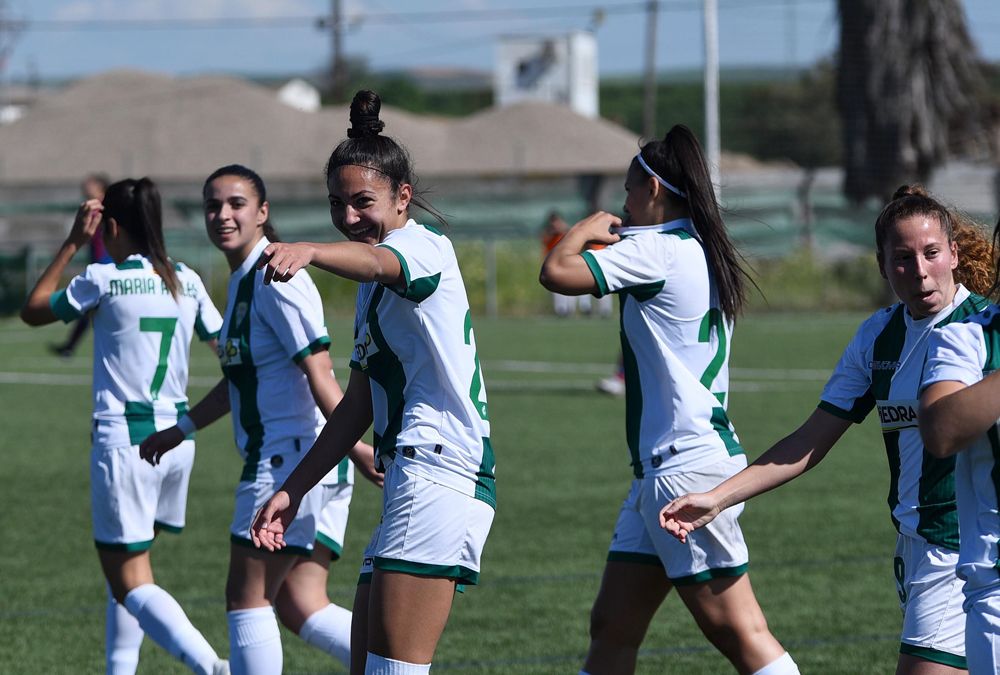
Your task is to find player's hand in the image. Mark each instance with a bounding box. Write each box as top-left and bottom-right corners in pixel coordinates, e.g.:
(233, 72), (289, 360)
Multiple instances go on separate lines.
(348, 441), (384, 489)
(658, 493), (722, 543)
(67, 199), (104, 248)
(250, 490), (299, 551)
(570, 211), (622, 246)
(139, 426), (185, 466)
(257, 242), (314, 285)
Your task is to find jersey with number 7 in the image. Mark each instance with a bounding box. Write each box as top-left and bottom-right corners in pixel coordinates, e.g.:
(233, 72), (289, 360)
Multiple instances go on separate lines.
(50, 255), (223, 447)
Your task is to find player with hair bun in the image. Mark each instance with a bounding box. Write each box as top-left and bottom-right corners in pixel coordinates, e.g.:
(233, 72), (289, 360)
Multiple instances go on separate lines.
(664, 184), (996, 674)
(140, 164), (380, 675)
(541, 125), (799, 674)
(251, 90), (496, 675)
(21, 178), (229, 675)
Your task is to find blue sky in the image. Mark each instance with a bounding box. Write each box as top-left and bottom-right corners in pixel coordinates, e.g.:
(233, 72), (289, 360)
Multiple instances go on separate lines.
(4, 0), (999, 81)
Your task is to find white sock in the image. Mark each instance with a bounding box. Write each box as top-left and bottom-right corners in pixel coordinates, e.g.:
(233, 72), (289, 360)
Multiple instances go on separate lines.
(227, 607), (283, 675)
(365, 652), (431, 674)
(752, 652), (800, 675)
(123, 584), (219, 675)
(299, 603), (352, 667)
(106, 586), (143, 675)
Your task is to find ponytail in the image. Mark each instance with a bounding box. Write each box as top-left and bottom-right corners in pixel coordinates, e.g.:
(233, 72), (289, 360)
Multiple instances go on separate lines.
(638, 124), (751, 319)
(103, 177), (180, 298)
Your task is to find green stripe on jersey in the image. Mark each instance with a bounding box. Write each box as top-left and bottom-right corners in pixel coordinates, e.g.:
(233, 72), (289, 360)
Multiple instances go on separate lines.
(291, 336), (331, 363)
(475, 436), (497, 508)
(50, 289), (82, 322)
(124, 401), (156, 446)
(710, 407), (744, 456)
(664, 227), (692, 240)
(363, 285), (407, 460)
(222, 269), (265, 482)
(115, 260), (144, 271)
(580, 250), (609, 297)
(620, 297), (644, 477)
(379, 245), (442, 302)
(619, 281), (665, 303)
(870, 306), (907, 534)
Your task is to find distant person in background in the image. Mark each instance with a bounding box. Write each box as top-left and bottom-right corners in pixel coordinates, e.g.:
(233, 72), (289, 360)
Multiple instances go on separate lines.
(540, 211), (575, 316)
(663, 185), (997, 674)
(51, 173), (112, 357)
(21, 178), (228, 675)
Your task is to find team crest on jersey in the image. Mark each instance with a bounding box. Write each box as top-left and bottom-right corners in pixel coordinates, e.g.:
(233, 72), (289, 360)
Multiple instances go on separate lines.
(353, 324), (378, 369)
(234, 302), (249, 327)
(218, 337), (243, 367)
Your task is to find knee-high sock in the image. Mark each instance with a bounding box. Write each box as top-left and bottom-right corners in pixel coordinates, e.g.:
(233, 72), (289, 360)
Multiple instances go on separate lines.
(365, 653), (431, 674)
(752, 652), (800, 675)
(299, 603), (352, 667)
(123, 584), (219, 675)
(227, 607), (282, 675)
(106, 585), (144, 675)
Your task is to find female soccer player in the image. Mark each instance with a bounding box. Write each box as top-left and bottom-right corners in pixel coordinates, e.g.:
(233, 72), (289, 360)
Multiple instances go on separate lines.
(663, 185), (996, 674)
(140, 164), (380, 675)
(21, 178), (228, 675)
(920, 221), (1000, 675)
(250, 89), (496, 675)
(539, 125), (798, 675)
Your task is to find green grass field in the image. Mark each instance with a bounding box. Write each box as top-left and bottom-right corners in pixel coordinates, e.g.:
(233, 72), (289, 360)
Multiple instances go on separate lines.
(0, 311), (900, 674)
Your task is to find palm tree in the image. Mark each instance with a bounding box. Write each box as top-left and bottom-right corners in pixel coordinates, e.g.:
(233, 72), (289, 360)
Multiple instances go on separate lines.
(837, 0), (985, 203)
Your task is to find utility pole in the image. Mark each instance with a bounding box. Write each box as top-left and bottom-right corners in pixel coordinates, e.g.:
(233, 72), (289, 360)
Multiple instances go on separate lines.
(642, 0), (658, 139)
(330, 0), (345, 101)
(703, 0), (720, 197)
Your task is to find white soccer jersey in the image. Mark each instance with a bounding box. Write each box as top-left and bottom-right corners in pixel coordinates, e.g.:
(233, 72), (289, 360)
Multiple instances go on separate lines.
(350, 220), (495, 507)
(819, 285), (986, 550)
(218, 237), (351, 485)
(50, 254), (223, 447)
(581, 218), (740, 478)
(923, 303), (1000, 600)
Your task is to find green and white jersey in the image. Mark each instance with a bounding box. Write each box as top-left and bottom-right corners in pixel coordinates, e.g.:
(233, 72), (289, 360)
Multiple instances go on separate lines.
(50, 254), (223, 447)
(349, 220), (495, 508)
(219, 237), (351, 485)
(923, 303), (1000, 598)
(581, 218), (742, 479)
(819, 285), (986, 550)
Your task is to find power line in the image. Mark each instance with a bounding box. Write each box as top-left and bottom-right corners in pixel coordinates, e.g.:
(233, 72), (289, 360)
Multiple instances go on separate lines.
(19, 0), (829, 33)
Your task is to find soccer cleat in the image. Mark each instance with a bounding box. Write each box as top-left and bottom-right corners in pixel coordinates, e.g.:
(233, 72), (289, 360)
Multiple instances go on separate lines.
(596, 375), (625, 396)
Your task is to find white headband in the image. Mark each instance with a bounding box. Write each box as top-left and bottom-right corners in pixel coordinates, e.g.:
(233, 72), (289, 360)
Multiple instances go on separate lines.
(635, 153), (687, 198)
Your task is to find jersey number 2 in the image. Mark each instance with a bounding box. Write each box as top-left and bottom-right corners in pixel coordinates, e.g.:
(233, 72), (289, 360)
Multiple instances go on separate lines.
(698, 308), (727, 404)
(140, 317), (178, 401)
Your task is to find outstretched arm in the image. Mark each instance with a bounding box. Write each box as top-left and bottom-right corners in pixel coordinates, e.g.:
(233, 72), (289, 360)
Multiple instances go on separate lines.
(257, 240), (403, 287)
(539, 211), (621, 295)
(21, 199), (104, 326)
(660, 407), (851, 542)
(920, 376), (1000, 458)
(139, 377), (231, 465)
(298, 349), (381, 487)
(251, 368), (374, 550)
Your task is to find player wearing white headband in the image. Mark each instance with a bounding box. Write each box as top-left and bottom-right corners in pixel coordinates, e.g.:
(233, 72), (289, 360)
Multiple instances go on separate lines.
(540, 125), (798, 675)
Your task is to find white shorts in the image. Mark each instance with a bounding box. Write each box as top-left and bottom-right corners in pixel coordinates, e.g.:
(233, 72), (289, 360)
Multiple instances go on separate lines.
(230, 439), (327, 555)
(608, 454), (749, 584)
(966, 594), (1000, 674)
(358, 459), (494, 585)
(893, 535), (966, 667)
(314, 483), (353, 559)
(90, 440), (195, 550)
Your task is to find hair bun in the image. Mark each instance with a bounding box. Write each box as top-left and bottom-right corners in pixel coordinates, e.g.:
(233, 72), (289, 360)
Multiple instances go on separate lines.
(348, 90), (385, 139)
(891, 183), (929, 201)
